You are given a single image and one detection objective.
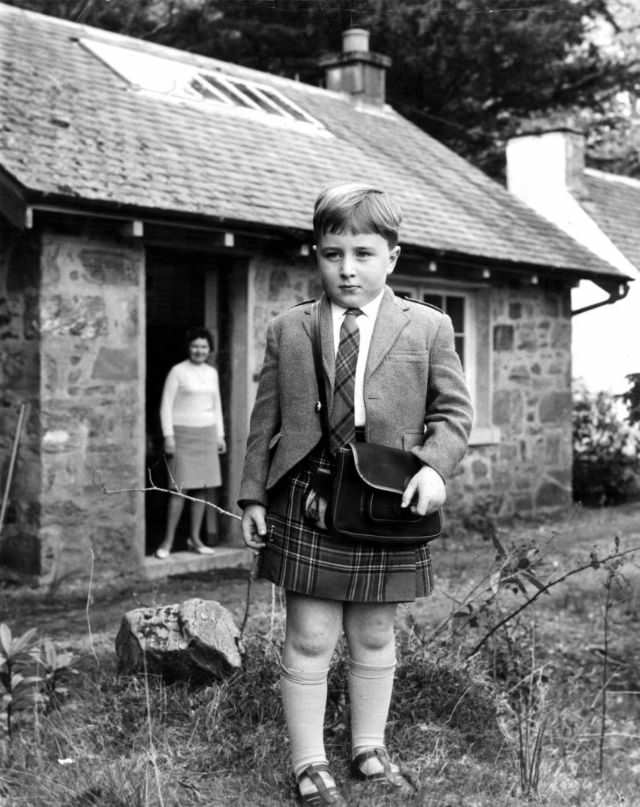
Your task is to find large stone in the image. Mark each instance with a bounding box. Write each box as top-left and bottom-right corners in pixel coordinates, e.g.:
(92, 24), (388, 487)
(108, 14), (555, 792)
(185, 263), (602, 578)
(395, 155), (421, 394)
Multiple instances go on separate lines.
(115, 598), (241, 681)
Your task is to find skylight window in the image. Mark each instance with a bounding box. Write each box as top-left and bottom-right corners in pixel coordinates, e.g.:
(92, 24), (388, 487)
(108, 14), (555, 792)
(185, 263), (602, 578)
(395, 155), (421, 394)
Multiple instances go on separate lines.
(82, 38), (322, 128)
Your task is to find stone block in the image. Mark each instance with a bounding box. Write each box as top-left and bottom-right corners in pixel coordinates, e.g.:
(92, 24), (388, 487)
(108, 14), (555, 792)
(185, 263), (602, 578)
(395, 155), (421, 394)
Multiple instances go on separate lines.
(79, 248), (139, 285)
(115, 598), (241, 682)
(492, 389), (523, 428)
(493, 324), (514, 351)
(535, 480), (570, 509)
(41, 294), (108, 338)
(539, 391), (572, 424)
(91, 347), (138, 380)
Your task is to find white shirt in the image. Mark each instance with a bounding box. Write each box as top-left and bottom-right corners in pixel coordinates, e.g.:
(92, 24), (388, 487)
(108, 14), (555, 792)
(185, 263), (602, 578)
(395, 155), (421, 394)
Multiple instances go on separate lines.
(330, 291), (384, 426)
(160, 360), (225, 438)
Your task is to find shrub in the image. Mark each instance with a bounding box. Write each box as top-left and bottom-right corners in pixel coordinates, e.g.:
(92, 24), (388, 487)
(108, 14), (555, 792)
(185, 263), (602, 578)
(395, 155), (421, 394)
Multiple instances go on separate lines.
(620, 372), (640, 427)
(572, 382), (640, 505)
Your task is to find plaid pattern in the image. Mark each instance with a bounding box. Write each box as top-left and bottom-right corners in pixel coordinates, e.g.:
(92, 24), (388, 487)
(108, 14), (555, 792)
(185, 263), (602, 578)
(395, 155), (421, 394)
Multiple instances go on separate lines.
(329, 309), (362, 452)
(258, 450), (433, 603)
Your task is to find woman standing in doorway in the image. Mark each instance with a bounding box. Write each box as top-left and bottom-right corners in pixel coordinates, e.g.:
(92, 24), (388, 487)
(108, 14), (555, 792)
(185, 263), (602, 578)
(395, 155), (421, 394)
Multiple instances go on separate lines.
(155, 327), (226, 558)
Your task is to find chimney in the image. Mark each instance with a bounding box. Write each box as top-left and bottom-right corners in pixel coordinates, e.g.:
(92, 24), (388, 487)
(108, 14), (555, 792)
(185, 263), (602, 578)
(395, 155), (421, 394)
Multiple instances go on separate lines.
(506, 128), (588, 201)
(318, 28), (391, 105)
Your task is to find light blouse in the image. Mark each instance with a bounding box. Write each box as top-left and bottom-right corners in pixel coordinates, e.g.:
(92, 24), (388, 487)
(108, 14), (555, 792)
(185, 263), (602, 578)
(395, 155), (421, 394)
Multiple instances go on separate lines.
(160, 360), (225, 438)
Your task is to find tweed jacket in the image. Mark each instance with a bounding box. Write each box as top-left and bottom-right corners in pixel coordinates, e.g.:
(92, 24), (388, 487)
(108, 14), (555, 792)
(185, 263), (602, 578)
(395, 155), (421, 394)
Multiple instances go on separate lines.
(238, 286), (473, 507)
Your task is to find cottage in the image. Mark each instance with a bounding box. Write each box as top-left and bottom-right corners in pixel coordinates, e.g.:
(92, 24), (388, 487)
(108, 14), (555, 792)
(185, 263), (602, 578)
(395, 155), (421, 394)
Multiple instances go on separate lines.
(0, 5), (630, 586)
(506, 128), (640, 393)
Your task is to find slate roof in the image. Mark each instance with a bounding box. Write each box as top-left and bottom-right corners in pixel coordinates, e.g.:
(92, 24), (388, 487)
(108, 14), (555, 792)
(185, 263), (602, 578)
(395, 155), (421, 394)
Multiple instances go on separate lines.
(582, 169), (640, 272)
(0, 3), (625, 279)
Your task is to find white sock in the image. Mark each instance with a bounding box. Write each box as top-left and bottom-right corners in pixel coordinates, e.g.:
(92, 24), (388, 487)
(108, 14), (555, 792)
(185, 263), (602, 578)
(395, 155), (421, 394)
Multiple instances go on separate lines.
(349, 658), (396, 767)
(280, 661), (331, 785)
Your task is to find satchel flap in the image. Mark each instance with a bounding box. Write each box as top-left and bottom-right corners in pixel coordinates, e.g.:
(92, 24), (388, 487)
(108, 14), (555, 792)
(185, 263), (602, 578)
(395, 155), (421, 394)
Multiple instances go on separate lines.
(347, 442), (422, 494)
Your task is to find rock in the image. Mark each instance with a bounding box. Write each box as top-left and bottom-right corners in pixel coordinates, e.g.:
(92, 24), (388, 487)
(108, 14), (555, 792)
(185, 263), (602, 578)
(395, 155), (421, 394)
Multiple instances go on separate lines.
(115, 598), (241, 681)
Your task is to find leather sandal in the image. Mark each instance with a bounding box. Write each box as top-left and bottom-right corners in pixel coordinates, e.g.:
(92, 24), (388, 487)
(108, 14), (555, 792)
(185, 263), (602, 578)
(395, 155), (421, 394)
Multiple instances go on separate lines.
(296, 763), (347, 806)
(350, 747), (414, 791)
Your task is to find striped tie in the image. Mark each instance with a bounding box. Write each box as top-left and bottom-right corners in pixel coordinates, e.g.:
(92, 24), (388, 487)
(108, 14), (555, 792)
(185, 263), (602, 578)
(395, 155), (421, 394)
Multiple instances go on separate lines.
(329, 307), (363, 452)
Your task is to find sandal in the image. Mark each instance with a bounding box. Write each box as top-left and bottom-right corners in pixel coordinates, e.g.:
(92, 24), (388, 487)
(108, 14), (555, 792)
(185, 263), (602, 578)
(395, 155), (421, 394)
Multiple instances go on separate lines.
(296, 763), (347, 806)
(350, 747), (414, 791)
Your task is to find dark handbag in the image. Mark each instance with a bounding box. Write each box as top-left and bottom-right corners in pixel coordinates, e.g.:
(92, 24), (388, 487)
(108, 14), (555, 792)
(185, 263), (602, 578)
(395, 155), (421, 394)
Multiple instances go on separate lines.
(310, 303), (441, 545)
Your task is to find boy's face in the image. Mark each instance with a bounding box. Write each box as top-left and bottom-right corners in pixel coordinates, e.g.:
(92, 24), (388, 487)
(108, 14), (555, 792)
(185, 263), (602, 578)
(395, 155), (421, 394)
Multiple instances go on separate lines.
(315, 230), (400, 309)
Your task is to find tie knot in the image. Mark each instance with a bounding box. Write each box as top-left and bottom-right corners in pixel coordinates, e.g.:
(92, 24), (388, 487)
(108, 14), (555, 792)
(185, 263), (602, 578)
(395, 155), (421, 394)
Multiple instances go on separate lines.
(344, 308), (363, 318)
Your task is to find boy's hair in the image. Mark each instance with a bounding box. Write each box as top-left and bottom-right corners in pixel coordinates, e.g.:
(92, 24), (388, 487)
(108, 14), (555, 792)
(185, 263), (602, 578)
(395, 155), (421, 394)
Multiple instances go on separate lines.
(313, 182), (402, 247)
(185, 326), (214, 352)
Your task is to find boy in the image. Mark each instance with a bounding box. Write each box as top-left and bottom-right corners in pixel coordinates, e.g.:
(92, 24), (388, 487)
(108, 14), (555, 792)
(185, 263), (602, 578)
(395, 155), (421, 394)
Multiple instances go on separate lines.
(240, 182), (473, 805)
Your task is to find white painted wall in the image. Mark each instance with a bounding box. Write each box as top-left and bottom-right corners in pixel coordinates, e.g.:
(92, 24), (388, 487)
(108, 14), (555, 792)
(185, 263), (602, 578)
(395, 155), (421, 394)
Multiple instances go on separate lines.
(506, 132), (639, 393)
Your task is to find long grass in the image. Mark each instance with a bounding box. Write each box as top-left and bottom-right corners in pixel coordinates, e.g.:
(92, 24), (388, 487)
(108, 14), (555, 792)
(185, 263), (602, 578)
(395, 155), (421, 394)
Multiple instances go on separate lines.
(2, 503), (640, 806)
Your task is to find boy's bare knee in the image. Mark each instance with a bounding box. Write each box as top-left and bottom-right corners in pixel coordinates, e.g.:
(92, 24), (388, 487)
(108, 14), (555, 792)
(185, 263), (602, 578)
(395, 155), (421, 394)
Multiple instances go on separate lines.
(285, 625), (336, 664)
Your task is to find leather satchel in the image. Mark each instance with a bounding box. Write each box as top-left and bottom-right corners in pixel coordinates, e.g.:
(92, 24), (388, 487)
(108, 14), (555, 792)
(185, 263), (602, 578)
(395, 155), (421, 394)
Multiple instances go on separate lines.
(310, 302), (442, 545)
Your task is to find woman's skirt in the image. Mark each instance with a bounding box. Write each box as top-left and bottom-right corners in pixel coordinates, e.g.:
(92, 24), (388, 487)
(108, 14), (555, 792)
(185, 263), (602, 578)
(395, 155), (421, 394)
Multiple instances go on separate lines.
(259, 451), (433, 604)
(168, 425), (221, 490)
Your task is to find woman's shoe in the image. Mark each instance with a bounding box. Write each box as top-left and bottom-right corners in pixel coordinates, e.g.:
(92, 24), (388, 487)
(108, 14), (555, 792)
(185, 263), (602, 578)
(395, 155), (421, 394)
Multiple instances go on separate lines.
(187, 538), (216, 555)
(350, 748), (414, 791)
(296, 763), (347, 806)
(154, 547), (170, 559)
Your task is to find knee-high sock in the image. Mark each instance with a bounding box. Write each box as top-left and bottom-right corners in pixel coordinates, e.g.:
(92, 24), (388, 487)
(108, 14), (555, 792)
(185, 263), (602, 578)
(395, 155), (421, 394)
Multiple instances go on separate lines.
(280, 661), (330, 777)
(349, 658), (397, 754)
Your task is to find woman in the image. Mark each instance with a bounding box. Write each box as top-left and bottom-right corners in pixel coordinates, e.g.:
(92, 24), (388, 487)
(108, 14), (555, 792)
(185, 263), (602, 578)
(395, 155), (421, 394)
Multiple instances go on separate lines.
(156, 327), (226, 558)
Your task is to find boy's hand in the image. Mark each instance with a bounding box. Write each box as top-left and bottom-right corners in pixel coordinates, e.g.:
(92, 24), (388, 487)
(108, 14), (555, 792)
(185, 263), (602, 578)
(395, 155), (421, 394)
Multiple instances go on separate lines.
(164, 436), (176, 456)
(401, 466), (446, 515)
(242, 504), (267, 549)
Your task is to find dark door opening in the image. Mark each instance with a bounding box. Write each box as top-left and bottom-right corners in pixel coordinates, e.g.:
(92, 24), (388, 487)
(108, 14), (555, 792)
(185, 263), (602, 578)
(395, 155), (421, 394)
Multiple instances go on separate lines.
(145, 248), (227, 556)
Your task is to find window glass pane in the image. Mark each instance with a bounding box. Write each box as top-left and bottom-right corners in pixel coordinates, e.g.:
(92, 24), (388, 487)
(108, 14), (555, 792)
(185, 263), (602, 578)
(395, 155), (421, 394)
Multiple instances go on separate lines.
(455, 335), (465, 366)
(200, 74), (251, 106)
(232, 81), (277, 113)
(423, 293), (443, 309)
(259, 87), (308, 121)
(446, 296), (465, 332)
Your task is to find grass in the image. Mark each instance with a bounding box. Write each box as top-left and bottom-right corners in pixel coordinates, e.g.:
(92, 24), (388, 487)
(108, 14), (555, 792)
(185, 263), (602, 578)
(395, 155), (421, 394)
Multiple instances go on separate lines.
(2, 501), (640, 806)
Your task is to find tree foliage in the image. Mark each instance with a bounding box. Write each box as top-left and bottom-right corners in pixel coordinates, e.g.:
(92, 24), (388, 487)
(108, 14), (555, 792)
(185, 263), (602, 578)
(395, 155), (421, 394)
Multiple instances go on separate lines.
(6, 0), (639, 177)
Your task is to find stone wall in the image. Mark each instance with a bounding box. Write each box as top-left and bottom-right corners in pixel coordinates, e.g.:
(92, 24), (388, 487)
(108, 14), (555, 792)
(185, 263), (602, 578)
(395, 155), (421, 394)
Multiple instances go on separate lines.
(450, 285), (573, 516)
(1, 227), (146, 584)
(0, 227), (41, 572)
(38, 233), (146, 584)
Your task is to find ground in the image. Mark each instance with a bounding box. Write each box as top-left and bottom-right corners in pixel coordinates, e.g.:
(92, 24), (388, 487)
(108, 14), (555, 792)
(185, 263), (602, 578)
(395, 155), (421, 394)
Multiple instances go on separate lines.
(2, 501), (640, 806)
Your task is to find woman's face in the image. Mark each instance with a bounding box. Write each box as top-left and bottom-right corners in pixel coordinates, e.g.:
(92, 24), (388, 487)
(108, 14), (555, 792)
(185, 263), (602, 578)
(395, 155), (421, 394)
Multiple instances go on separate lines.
(188, 337), (211, 364)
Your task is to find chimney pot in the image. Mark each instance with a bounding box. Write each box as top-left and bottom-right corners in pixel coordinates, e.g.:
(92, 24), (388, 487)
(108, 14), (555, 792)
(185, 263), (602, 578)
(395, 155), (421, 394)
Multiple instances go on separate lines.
(342, 28), (370, 53)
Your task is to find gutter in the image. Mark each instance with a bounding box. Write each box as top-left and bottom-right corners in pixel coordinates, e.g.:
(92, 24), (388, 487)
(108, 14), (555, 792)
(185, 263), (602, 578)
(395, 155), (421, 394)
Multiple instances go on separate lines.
(571, 280), (630, 316)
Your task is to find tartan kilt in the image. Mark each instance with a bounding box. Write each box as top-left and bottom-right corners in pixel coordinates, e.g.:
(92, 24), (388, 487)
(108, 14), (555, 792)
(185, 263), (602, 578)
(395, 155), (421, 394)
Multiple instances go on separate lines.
(258, 450), (433, 603)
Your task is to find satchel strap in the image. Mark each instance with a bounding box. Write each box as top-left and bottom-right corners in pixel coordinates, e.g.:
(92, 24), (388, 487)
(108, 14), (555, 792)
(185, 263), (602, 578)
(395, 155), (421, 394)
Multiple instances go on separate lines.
(311, 301), (331, 444)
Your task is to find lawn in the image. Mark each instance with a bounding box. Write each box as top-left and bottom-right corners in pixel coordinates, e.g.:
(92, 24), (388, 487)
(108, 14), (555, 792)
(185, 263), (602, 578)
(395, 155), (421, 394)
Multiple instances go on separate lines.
(1, 501), (640, 806)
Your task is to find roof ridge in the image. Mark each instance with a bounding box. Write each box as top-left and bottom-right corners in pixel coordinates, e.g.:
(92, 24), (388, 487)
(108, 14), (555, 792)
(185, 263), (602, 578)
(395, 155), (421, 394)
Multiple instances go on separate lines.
(584, 167), (640, 188)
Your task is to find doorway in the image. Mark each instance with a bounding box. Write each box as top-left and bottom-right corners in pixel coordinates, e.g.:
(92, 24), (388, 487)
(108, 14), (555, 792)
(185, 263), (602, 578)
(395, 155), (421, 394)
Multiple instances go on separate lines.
(144, 248), (227, 555)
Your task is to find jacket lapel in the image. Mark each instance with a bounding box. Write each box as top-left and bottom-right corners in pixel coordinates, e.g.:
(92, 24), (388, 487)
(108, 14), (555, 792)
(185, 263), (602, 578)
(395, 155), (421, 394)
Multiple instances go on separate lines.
(365, 287), (410, 380)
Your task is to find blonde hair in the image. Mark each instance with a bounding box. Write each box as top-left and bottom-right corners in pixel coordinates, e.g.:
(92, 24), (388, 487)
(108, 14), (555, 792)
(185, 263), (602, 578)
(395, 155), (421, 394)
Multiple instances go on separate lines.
(313, 182), (402, 247)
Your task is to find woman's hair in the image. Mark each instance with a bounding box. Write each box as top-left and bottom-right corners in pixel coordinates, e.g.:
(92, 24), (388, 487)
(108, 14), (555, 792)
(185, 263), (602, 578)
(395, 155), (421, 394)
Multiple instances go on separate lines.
(313, 182), (402, 247)
(185, 326), (214, 352)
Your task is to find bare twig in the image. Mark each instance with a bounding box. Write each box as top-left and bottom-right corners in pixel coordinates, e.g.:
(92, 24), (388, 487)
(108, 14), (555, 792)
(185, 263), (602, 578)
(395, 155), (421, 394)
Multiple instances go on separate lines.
(599, 570), (614, 777)
(0, 402), (29, 536)
(466, 545), (640, 659)
(86, 547), (98, 666)
(102, 478), (242, 522)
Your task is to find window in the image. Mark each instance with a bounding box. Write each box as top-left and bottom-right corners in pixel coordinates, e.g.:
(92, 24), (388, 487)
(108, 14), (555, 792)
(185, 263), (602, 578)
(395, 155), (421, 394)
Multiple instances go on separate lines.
(392, 280), (498, 445)
(81, 38), (322, 129)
